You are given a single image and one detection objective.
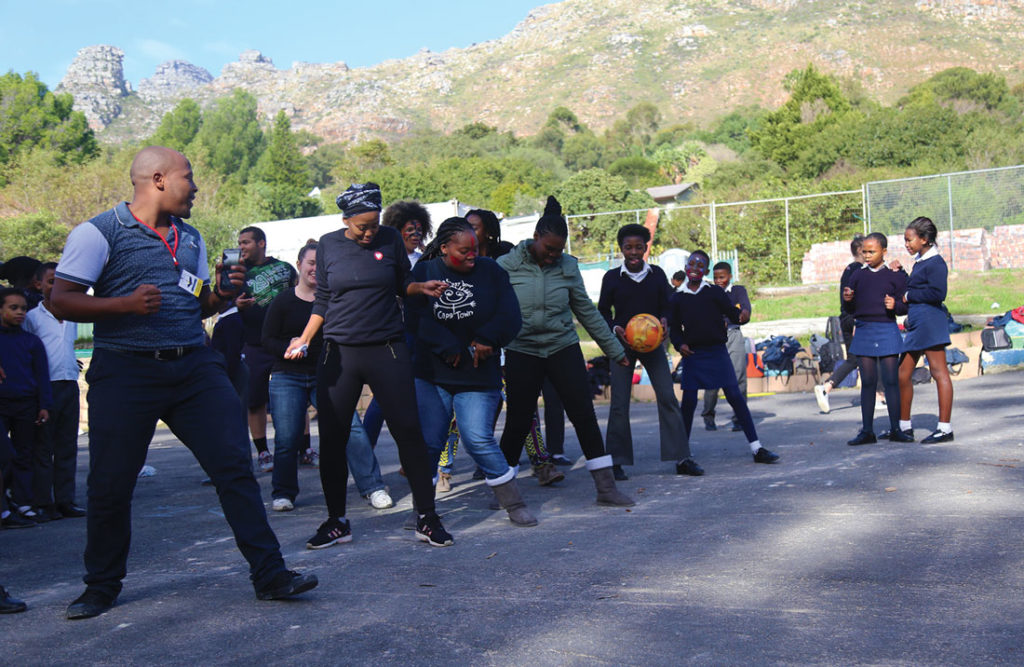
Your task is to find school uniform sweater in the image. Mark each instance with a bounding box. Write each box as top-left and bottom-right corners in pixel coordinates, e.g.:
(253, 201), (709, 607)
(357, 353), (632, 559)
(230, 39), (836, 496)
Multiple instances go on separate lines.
(312, 225), (412, 345)
(262, 288), (323, 375)
(406, 257), (522, 392)
(721, 284), (751, 330)
(0, 325), (52, 409)
(597, 264), (672, 330)
(668, 283), (739, 349)
(843, 266), (908, 322)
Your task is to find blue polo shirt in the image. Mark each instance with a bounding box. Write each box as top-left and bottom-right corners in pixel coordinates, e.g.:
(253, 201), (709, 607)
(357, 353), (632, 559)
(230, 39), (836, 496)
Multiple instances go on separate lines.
(56, 201), (210, 350)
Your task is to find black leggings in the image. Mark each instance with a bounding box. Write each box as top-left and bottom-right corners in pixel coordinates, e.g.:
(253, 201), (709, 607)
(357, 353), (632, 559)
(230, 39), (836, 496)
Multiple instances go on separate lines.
(316, 340), (434, 518)
(858, 355), (900, 433)
(500, 346), (607, 466)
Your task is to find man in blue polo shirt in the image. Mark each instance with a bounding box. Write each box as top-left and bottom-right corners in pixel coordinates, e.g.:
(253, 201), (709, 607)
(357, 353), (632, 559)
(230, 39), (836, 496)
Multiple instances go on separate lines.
(51, 146), (316, 620)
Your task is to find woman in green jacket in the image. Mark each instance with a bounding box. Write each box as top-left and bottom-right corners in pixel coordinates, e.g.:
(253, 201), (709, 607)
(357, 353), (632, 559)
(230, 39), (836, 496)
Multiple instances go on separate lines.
(497, 196), (634, 506)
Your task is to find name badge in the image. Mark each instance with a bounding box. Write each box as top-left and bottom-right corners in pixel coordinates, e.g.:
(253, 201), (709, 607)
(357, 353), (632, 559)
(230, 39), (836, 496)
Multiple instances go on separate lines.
(179, 269), (202, 297)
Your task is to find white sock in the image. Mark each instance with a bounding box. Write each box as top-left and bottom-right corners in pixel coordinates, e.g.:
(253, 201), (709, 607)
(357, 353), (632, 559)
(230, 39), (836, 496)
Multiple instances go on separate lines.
(899, 420), (912, 431)
(937, 422), (952, 434)
(748, 439), (762, 454)
(1, 510), (8, 519)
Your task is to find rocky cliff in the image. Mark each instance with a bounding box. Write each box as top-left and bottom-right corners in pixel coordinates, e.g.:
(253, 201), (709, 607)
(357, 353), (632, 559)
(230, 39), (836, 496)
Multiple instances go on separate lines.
(58, 0), (1024, 143)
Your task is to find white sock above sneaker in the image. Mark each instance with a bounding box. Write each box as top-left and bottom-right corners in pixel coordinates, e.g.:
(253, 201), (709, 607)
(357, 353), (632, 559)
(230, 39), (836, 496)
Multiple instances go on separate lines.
(748, 439), (762, 454)
(937, 422), (952, 434)
(899, 420), (912, 431)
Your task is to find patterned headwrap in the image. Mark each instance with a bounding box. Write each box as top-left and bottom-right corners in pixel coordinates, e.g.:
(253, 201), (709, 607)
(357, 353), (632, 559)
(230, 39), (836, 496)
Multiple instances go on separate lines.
(336, 182), (383, 218)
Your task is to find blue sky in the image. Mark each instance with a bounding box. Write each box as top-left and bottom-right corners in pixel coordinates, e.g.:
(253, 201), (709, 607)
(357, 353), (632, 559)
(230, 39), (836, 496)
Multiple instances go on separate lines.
(0, 0), (548, 89)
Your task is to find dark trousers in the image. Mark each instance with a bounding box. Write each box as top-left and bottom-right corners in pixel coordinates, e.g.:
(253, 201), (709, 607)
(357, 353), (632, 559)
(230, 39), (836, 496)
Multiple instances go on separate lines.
(540, 379), (565, 455)
(83, 347), (284, 598)
(32, 380), (80, 508)
(0, 396), (38, 508)
(607, 344), (691, 465)
(500, 346), (607, 465)
(316, 340), (435, 518)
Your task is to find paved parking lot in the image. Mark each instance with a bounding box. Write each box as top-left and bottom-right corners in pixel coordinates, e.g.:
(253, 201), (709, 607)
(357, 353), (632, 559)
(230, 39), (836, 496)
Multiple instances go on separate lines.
(4, 370), (1024, 665)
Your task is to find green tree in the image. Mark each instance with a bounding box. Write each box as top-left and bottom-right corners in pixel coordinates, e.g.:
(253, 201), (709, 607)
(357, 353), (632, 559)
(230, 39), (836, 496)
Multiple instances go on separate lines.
(0, 71), (97, 175)
(193, 89), (265, 182)
(307, 142), (346, 188)
(749, 64), (854, 172)
(149, 98), (202, 152)
(553, 169), (654, 256)
(0, 211), (70, 261)
(608, 156), (661, 188)
(562, 132), (606, 171)
(253, 110), (319, 219)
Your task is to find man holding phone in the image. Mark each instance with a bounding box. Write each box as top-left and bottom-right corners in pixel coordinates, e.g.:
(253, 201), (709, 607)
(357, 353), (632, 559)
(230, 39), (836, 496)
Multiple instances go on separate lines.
(51, 146), (316, 620)
(236, 226), (296, 473)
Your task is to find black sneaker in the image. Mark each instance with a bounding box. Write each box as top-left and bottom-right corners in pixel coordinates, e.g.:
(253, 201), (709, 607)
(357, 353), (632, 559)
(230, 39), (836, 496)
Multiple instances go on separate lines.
(551, 454), (574, 466)
(256, 570), (318, 600)
(66, 588), (115, 620)
(34, 506), (64, 523)
(416, 511), (454, 547)
(676, 458), (705, 476)
(730, 421), (743, 432)
(57, 503), (87, 518)
(0, 586), (27, 614)
(753, 447), (780, 464)
(1, 510), (37, 529)
(472, 466), (485, 480)
(921, 429), (954, 444)
(703, 416), (717, 431)
(305, 517), (352, 550)
(612, 464), (629, 481)
(847, 430), (877, 446)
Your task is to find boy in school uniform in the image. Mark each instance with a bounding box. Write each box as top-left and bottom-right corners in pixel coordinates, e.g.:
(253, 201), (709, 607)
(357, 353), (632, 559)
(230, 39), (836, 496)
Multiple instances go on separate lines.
(0, 287), (51, 522)
(24, 262), (87, 520)
(700, 261), (751, 432)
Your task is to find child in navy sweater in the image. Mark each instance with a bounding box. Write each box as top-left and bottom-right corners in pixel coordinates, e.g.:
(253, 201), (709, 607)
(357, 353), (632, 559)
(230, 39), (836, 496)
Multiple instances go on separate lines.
(0, 287), (51, 523)
(895, 216), (955, 444)
(669, 252), (779, 465)
(842, 233), (909, 445)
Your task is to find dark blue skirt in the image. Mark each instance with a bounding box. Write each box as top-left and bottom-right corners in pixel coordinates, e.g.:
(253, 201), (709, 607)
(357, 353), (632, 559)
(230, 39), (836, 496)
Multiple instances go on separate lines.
(849, 321), (903, 357)
(678, 345), (738, 391)
(902, 303), (951, 352)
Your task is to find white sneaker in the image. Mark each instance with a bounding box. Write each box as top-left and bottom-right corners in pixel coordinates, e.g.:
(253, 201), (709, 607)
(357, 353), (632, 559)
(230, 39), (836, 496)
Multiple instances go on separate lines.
(367, 489), (393, 509)
(271, 497), (294, 512)
(814, 384), (830, 413)
(258, 451), (274, 473)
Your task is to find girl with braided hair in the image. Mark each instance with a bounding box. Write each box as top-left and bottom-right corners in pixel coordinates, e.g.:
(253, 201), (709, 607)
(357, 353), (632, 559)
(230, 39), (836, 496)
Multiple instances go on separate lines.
(407, 218), (536, 525)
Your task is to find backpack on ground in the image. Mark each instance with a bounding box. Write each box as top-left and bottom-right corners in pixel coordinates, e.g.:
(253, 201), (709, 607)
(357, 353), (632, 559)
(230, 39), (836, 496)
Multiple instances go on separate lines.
(981, 327), (1012, 352)
(825, 315), (845, 346)
(756, 335), (802, 375)
(946, 347), (969, 375)
(818, 341), (844, 374)
(912, 366), (932, 384)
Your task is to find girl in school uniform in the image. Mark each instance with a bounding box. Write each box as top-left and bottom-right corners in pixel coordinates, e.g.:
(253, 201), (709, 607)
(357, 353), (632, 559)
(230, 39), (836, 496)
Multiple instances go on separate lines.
(842, 233), (910, 446)
(895, 217), (954, 444)
(668, 251), (779, 465)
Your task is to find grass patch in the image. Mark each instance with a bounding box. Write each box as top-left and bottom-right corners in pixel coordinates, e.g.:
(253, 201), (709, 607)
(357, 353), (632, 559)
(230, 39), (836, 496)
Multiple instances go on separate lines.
(750, 269), (1023, 322)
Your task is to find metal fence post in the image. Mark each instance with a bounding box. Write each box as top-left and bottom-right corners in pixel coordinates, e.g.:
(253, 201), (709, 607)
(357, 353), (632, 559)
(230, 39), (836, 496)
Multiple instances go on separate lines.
(861, 183), (868, 235)
(710, 201), (718, 260)
(947, 174), (955, 270)
(785, 198), (792, 283)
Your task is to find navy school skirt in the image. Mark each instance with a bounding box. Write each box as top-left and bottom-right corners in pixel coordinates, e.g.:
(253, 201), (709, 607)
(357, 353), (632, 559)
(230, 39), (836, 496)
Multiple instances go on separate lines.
(677, 344), (738, 391)
(849, 321), (903, 357)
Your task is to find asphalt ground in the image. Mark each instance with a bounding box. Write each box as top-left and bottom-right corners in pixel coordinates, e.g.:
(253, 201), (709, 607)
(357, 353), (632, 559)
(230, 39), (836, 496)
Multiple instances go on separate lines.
(3, 370), (1024, 665)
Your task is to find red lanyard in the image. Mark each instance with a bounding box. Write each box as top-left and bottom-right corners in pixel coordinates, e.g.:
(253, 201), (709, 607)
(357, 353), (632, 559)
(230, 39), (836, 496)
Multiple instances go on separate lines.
(130, 208), (180, 268)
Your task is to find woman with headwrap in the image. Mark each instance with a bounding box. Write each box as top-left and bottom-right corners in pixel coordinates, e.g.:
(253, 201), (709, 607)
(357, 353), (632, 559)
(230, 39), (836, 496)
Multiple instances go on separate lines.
(496, 196), (635, 507)
(285, 183), (454, 548)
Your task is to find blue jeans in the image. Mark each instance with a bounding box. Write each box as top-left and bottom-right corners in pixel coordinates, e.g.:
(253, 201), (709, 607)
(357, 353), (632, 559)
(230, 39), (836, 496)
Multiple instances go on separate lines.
(269, 371), (384, 501)
(414, 380), (510, 482)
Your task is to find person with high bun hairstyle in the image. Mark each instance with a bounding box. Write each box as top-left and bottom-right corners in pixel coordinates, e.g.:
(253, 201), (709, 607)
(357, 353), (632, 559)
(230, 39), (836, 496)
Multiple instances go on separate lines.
(894, 216), (955, 444)
(285, 183), (454, 548)
(496, 196), (634, 507)
(407, 217), (536, 526)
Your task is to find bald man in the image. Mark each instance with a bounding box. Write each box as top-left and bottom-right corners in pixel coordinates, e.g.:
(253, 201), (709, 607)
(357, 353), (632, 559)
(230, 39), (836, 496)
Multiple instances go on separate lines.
(51, 146), (317, 620)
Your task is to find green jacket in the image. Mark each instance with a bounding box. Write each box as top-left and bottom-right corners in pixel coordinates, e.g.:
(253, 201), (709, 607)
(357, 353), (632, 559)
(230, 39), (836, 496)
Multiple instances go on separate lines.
(497, 240), (626, 361)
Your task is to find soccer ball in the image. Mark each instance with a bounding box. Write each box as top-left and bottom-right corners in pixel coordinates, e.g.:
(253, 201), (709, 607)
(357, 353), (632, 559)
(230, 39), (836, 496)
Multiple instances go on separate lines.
(623, 313), (665, 353)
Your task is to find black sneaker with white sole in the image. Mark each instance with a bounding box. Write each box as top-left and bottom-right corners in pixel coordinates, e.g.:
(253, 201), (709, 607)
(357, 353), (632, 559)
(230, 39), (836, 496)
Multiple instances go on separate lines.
(256, 570), (318, 600)
(305, 517), (352, 549)
(415, 511), (454, 547)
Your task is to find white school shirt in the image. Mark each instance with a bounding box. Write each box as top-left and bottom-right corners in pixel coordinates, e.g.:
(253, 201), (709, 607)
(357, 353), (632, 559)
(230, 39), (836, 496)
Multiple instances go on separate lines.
(23, 303), (80, 382)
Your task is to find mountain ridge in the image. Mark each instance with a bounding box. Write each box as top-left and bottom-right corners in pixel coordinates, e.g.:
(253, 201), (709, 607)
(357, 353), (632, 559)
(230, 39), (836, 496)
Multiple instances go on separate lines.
(56, 0), (1024, 144)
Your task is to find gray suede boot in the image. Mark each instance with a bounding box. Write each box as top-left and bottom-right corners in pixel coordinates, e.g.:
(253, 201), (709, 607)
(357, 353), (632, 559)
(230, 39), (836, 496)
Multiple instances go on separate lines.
(590, 467), (636, 507)
(490, 479), (538, 527)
